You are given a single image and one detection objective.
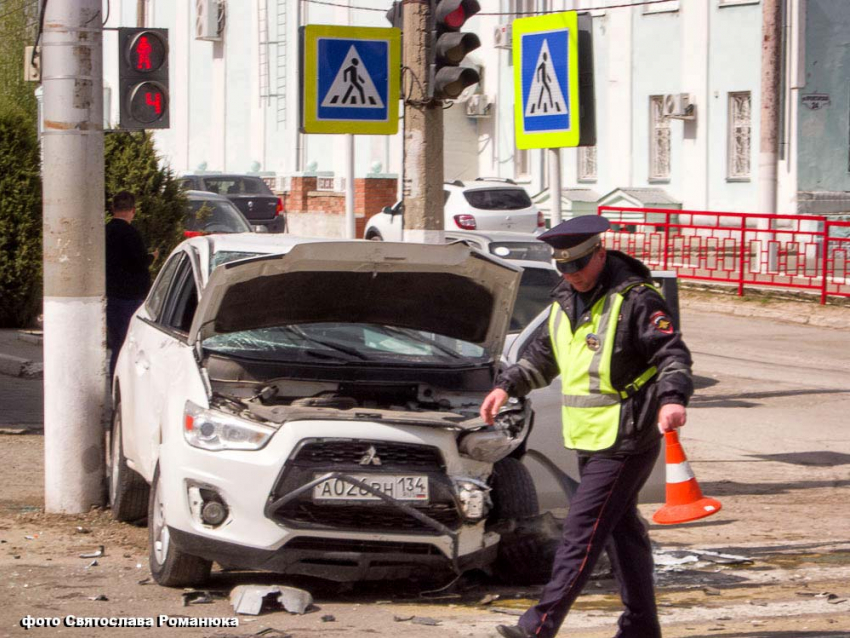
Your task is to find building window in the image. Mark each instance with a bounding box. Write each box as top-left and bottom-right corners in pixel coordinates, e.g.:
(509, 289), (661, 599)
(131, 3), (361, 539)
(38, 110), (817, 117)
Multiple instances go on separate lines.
(578, 146), (597, 181)
(727, 92), (752, 180)
(643, 0), (679, 13)
(649, 96), (671, 180)
(515, 148), (530, 180)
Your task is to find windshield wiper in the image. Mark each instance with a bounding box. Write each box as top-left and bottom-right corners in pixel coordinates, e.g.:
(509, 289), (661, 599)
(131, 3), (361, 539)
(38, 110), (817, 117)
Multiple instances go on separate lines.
(282, 326), (370, 361)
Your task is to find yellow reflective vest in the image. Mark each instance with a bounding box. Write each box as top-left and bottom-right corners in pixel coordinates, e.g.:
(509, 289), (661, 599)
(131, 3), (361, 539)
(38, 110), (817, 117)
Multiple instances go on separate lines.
(548, 283), (657, 451)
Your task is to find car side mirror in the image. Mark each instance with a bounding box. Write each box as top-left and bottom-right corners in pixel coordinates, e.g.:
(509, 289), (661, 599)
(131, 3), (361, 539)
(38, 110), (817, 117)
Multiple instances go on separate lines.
(382, 206), (394, 216)
(253, 225), (269, 233)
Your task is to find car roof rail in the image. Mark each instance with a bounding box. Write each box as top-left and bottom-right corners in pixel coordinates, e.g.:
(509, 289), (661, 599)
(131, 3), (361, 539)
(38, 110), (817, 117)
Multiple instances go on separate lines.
(474, 177), (517, 185)
(445, 179), (465, 187)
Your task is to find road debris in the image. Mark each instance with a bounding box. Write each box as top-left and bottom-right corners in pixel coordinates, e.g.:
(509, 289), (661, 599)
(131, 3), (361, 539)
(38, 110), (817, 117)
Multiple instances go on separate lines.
(411, 617), (441, 626)
(321, 614), (336, 622)
(653, 548), (753, 571)
(88, 595), (108, 601)
(478, 593), (500, 605)
(490, 608), (524, 617)
(182, 590), (215, 606)
(85, 560), (98, 568)
(230, 585), (313, 616)
(393, 615), (414, 622)
(79, 545), (104, 558)
(75, 527), (91, 534)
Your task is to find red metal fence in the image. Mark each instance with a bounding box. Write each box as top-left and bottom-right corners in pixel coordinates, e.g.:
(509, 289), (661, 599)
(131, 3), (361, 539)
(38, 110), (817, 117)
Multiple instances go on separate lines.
(598, 206), (850, 304)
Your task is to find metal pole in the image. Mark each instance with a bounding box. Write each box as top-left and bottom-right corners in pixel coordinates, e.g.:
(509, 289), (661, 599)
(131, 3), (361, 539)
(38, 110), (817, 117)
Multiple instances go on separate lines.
(42, 0), (106, 513)
(548, 148), (562, 227)
(345, 134), (355, 238)
(758, 0), (782, 216)
(41, 0), (107, 512)
(402, 0), (444, 244)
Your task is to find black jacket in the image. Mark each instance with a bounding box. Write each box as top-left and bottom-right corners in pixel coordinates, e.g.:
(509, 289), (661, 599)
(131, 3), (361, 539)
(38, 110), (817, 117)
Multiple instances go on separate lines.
(496, 250), (694, 455)
(105, 218), (152, 299)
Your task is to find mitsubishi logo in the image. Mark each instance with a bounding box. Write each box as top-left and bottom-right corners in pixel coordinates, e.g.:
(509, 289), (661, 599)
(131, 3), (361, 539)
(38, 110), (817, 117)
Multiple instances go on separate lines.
(359, 445), (382, 466)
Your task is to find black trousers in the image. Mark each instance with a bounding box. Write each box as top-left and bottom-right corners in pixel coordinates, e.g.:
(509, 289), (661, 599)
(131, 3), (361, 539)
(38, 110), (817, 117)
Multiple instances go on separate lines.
(106, 297), (143, 380)
(518, 440), (662, 638)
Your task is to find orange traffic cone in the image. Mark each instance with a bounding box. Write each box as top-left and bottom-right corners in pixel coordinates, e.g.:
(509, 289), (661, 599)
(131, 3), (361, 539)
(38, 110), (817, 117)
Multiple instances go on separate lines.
(652, 431), (722, 525)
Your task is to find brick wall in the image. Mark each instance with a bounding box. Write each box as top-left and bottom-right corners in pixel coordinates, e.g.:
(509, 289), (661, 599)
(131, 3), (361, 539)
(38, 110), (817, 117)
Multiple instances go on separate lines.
(282, 176), (398, 238)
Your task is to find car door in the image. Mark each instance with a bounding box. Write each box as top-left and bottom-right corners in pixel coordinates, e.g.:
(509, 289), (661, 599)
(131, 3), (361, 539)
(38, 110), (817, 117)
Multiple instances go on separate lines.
(128, 252), (201, 480)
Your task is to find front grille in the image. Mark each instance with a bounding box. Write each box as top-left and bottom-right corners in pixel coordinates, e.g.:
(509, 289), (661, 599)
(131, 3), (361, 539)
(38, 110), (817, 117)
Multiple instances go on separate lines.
(285, 537), (442, 556)
(293, 440), (444, 471)
(278, 502), (459, 532)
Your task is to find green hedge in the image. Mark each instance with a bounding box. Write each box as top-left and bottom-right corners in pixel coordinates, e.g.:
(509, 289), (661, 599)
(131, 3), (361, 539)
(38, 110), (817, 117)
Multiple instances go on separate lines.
(0, 111), (42, 328)
(104, 131), (187, 271)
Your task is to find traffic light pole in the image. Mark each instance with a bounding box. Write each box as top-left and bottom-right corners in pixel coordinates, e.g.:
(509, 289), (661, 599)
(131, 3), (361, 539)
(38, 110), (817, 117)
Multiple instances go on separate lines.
(41, 0), (107, 512)
(402, 0), (444, 243)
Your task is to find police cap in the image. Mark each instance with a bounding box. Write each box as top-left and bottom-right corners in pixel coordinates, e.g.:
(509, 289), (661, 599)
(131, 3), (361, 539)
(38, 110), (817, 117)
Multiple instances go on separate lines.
(537, 215), (611, 262)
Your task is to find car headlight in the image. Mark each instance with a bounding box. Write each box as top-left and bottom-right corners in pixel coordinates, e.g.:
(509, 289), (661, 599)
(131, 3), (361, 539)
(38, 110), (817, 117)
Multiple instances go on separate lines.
(183, 401), (274, 451)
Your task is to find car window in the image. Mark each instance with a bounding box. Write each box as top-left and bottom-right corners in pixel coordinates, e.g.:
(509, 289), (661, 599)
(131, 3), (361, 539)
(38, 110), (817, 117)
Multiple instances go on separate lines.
(203, 177), (272, 196)
(160, 257), (198, 334)
(186, 199), (252, 233)
(490, 242), (553, 262)
(209, 250), (264, 273)
(464, 188), (533, 211)
(203, 323), (487, 365)
(146, 253), (183, 320)
(510, 267), (561, 332)
(179, 178), (195, 190)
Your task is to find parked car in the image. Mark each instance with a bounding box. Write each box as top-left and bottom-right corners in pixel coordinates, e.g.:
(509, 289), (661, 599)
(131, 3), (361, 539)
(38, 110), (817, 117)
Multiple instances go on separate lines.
(180, 174), (286, 233)
(184, 191), (255, 237)
(445, 229), (553, 263)
(108, 234), (549, 587)
(364, 178), (545, 241)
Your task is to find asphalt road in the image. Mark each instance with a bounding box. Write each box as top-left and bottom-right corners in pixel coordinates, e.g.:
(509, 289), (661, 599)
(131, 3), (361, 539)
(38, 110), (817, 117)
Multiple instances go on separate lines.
(0, 303), (848, 637)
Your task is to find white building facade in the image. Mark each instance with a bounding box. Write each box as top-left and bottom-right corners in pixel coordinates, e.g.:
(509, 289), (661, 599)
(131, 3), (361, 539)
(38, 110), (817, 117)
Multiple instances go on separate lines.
(102, 0), (849, 221)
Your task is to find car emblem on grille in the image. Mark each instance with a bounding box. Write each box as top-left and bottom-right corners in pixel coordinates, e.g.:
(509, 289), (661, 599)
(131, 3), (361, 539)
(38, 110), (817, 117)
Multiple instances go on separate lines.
(247, 200), (254, 209)
(359, 446), (382, 466)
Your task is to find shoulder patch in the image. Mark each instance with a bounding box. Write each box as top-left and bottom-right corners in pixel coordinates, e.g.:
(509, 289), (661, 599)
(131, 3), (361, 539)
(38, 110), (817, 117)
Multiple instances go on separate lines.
(650, 310), (674, 334)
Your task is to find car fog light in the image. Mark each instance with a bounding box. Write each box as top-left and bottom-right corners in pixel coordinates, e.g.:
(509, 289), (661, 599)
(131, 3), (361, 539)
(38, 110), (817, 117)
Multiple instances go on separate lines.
(201, 501), (228, 526)
(187, 484), (229, 528)
(455, 479), (490, 521)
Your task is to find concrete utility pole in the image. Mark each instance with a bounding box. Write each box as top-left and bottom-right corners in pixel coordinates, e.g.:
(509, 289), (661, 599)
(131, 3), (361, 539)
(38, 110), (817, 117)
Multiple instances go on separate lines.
(41, 0), (106, 513)
(758, 0), (782, 215)
(402, 0), (444, 244)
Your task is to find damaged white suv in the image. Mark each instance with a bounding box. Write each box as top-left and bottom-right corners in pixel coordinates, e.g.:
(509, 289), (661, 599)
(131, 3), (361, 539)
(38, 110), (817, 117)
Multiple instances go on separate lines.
(108, 234), (542, 587)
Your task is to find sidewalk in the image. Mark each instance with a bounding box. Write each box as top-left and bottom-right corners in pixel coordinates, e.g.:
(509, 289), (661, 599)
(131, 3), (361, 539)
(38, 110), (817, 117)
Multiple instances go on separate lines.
(0, 330), (44, 430)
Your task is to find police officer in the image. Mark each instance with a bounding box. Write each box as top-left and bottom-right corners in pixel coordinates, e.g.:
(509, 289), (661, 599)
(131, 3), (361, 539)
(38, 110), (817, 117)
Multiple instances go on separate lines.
(480, 216), (693, 638)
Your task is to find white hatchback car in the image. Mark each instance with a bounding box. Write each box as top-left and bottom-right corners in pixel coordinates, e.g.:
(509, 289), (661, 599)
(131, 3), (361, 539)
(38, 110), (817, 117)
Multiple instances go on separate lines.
(108, 234), (553, 587)
(364, 179), (545, 241)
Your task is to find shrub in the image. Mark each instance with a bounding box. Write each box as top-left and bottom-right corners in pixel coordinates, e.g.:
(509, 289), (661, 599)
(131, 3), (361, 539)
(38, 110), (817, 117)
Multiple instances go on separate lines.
(104, 131), (186, 271)
(0, 110), (42, 327)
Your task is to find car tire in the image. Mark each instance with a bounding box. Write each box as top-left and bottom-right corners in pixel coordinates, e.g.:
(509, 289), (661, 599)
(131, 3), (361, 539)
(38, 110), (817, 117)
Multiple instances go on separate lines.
(106, 402), (149, 523)
(490, 457), (554, 584)
(148, 465), (212, 588)
(365, 229), (384, 241)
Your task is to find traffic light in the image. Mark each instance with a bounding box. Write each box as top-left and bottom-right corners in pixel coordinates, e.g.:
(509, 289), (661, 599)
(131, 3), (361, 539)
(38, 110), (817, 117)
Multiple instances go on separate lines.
(431, 0), (481, 100)
(118, 28), (169, 130)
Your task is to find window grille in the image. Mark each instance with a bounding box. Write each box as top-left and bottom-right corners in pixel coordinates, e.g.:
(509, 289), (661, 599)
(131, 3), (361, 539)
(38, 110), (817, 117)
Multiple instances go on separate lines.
(728, 92), (752, 179)
(650, 96), (671, 180)
(579, 146), (597, 181)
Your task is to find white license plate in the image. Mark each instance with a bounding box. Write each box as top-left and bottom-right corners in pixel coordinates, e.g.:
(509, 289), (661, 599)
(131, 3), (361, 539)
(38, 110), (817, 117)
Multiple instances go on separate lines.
(313, 474), (429, 502)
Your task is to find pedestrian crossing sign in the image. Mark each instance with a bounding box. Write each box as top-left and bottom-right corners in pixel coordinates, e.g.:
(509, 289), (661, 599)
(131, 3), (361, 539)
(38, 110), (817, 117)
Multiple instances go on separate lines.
(513, 12), (581, 149)
(301, 24), (401, 135)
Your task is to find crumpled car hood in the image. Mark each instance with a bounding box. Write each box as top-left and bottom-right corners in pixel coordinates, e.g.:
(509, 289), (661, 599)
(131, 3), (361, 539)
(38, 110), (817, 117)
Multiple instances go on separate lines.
(189, 241), (522, 358)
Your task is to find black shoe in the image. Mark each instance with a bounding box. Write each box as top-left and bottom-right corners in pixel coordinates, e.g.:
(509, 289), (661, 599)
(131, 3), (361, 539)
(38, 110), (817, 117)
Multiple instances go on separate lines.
(495, 625), (533, 638)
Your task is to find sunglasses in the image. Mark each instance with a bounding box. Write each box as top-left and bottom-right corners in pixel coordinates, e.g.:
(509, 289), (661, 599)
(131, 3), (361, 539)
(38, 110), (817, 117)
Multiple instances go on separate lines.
(554, 251), (595, 274)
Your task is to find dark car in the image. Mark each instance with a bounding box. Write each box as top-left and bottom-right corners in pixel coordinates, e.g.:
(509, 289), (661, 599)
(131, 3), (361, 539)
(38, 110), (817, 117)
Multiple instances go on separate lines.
(180, 174), (286, 232)
(184, 191), (255, 237)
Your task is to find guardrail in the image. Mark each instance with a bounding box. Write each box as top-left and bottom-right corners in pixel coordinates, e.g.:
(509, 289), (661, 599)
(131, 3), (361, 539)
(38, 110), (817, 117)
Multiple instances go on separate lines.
(597, 206), (850, 305)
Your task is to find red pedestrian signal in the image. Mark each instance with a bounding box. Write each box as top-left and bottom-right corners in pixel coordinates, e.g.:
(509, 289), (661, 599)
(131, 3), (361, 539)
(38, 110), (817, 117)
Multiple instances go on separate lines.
(119, 28), (169, 130)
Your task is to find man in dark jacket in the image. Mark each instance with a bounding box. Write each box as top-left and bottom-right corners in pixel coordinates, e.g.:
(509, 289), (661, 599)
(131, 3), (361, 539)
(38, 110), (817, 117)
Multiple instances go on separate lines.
(481, 215), (693, 638)
(105, 191), (155, 378)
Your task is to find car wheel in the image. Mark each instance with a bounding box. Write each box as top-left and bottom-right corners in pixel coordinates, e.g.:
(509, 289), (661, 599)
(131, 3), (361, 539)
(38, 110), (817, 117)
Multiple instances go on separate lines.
(365, 229), (384, 241)
(148, 465), (212, 587)
(106, 402), (149, 523)
(490, 457), (553, 584)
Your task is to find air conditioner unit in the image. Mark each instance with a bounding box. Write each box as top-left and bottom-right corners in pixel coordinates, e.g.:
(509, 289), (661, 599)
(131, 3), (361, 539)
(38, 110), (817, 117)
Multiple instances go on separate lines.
(494, 23), (513, 49)
(662, 93), (695, 120)
(196, 0), (222, 41)
(465, 94), (492, 118)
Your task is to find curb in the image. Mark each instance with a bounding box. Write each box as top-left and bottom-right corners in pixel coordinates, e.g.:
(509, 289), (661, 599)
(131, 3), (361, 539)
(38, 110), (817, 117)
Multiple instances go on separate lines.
(0, 354), (44, 380)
